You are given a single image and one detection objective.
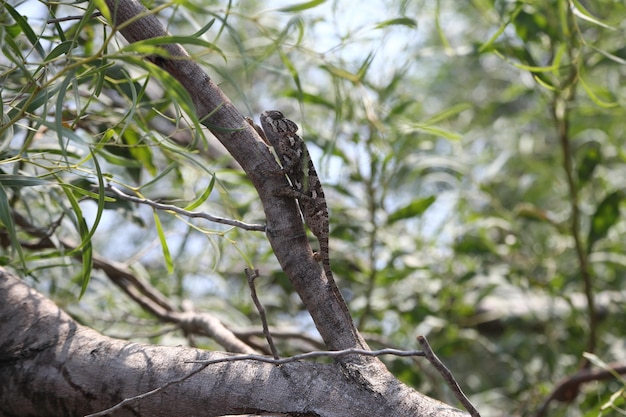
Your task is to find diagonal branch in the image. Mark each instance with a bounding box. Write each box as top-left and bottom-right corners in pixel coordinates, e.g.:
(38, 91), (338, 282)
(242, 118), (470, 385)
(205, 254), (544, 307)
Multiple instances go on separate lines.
(101, 0), (365, 353)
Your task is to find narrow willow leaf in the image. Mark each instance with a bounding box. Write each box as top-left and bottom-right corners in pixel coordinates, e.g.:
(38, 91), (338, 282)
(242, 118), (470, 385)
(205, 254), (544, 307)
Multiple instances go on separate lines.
(583, 352), (626, 382)
(56, 69), (77, 161)
(4, 3), (45, 58)
(87, 148), (106, 246)
(579, 75), (618, 109)
(400, 122), (462, 140)
(78, 235), (94, 300)
(588, 191), (623, 253)
(45, 41), (74, 62)
(479, 4), (523, 53)
(278, 0), (326, 12)
(322, 64), (360, 83)
(138, 163), (178, 190)
(60, 183), (93, 298)
(153, 211), (174, 273)
(123, 128), (157, 176)
(356, 52), (376, 82)
(0, 183), (26, 268)
(285, 91), (335, 109)
(576, 141), (601, 186)
(7, 82), (62, 120)
(280, 50), (303, 98)
(119, 35), (222, 54)
(570, 0), (615, 30)
(512, 62), (558, 72)
(184, 174), (216, 211)
(190, 18), (216, 38)
(388, 196), (436, 224)
(423, 103), (472, 125)
(0, 174), (50, 187)
(375, 17), (417, 29)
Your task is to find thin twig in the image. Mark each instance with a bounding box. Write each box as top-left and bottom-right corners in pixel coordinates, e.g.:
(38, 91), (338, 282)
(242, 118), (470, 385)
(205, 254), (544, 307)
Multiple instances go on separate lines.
(84, 361), (212, 417)
(417, 335), (481, 417)
(534, 361), (626, 417)
(86, 347), (426, 416)
(104, 185), (266, 231)
(186, 347), (425, 365)
(47, 12), (102, 24)
(246, 268), (279, 359)
(552, 95), (597, 364)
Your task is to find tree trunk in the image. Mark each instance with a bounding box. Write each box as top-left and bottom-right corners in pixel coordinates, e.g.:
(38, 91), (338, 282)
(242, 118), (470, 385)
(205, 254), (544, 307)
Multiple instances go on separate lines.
(0, 269), (466, 416)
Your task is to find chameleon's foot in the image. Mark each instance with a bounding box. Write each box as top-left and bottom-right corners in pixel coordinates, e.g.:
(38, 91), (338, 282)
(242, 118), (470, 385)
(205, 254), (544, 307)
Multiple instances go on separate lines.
(274, 186), (314, 201)
(313, 251), (322, 262)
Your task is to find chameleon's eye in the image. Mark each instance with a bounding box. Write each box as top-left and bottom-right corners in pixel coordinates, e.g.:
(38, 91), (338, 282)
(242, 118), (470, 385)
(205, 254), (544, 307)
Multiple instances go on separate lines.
(268, 110), (284, 119)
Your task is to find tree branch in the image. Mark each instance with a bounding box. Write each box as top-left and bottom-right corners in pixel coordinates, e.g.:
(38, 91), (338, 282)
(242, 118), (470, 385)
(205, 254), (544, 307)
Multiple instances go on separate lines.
(103, 185), (266, 231)
(100, 0), (365, 353)
(0, 270), (467, 417)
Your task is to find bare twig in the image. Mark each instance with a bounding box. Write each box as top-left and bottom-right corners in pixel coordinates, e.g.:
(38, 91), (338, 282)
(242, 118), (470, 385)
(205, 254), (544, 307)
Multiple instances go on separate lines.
(47, 12), (102, 24)
(84, 361), (212, 417)
(534, 361), (626, 417)
(417, 335), (481, 417)
(186, 347), (425, 365)
(86, 347), (427, 417)
(552, 94), (598, 365)
(104, 185), (266, 231)
(246, 268), (279, 359)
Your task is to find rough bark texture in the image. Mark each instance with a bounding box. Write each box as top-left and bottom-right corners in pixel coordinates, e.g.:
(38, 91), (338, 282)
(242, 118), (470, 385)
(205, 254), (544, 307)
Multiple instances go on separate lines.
(0, 270), (467, 416)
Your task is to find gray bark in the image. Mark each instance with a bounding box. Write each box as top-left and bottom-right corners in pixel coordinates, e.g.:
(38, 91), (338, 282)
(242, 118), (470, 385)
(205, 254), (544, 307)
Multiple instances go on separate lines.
(0, 269), (467, 416)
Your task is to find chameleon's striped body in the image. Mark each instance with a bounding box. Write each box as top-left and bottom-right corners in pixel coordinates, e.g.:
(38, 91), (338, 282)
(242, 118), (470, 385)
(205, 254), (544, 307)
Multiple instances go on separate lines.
(259, 110), (341, 309)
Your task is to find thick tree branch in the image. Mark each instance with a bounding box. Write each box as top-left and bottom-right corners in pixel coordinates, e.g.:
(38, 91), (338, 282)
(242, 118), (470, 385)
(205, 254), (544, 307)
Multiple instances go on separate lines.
(100, 0), (365, 353)
(0, 270), (467, 417)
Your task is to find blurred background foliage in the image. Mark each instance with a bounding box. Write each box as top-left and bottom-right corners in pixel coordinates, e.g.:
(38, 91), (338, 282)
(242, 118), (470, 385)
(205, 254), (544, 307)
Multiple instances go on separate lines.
(1, 0), (626, 415)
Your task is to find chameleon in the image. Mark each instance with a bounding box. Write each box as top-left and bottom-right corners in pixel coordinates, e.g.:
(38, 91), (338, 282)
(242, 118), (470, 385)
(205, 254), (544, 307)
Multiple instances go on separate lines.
(258, 110), (348, 313)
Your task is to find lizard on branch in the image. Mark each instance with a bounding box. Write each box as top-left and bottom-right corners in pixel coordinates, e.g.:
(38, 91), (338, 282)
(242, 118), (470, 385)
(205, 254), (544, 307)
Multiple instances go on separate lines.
(258, 110), (349, 318)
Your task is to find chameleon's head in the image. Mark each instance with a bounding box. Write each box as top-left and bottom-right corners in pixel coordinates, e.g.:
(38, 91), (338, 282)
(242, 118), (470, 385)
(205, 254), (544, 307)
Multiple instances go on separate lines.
(262, 110), (284, 120)
(260, 110), (299, 135)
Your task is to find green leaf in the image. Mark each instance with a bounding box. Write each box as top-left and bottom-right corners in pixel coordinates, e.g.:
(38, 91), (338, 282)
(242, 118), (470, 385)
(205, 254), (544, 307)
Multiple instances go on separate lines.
(576, 141), (601, 186)
(515, 203), (553, 224)
(356, 52), (376, 82)
(279, 50), (303, 99)
(8, 82), (63, 120)
(284, 91), (335, 109)
(122, 128), (157, 176)
(60, 181), (93, 299)
(388, 196), (436, 224)
(184, 175), (215, 211)
(479, 3), (523, 53)
(118, 35), (224, 60)
(4, 3), (45, 58)
(398, 122), (462, 141)
(453, 233), (496, 255)
(570, 0), (615, 30)
(0, 174), (50, 187)
(153, 211), (174, 273)
(375, 17), (417, 29)
(0, 183), (26, 268)
(588, 191), (623, 252)
(278, 0), (326, 12)
(45, 41), (74, 62)
(579, 75), (618, 108)
(321, 63), (360, 83)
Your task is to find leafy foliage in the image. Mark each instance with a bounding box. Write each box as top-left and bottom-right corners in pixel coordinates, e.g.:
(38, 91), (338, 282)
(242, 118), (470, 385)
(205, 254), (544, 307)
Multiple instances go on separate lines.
(1, 0), (626, 415)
